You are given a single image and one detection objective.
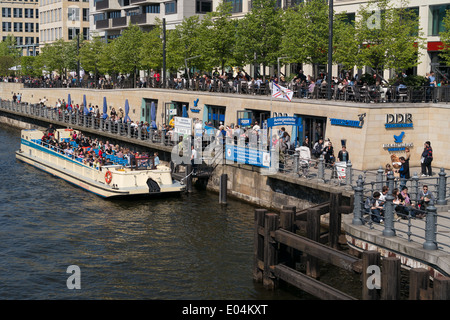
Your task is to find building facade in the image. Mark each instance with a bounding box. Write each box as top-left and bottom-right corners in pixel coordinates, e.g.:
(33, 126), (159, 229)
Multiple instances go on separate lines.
(0, 0), (40, 55)
(39, 0), (90, 45)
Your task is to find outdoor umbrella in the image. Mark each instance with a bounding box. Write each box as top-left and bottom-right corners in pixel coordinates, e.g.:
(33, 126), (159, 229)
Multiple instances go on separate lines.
(102, 97), (108, 119)
(83, 95), (89, 115)
(150, 101), (156, 129)
(124, 99), (132, 123)
(182, 105), (188, 118)
(68, 94), (71, 106)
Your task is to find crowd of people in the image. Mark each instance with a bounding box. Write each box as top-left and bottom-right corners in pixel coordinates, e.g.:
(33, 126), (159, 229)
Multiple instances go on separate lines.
(40, 124), (160, 170)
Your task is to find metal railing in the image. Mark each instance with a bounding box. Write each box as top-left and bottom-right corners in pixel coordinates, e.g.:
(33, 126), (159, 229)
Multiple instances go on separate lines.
(17, 77), (450, 103)
(352, 173), (450, 253)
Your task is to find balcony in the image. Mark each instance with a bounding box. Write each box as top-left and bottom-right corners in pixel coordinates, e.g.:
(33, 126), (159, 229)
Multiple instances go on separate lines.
(112, 16), (127, 28)
(95, 19), (110, 29)
(130, 13), (146, 25)
(130, 0), (148, 4)
(95, 0), (121, 11)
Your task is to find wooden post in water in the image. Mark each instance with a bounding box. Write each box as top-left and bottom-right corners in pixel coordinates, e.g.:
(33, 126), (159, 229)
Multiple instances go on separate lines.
(306, 207), (321, 279)
(329, 192), (342, 250)
(409, 268), (430, 300)
(253, 209), (267, 283)
(219, 173), (227, 204)
(381, 257), (401, 300)
(362, 250), (381, 300)
(186, 164), (192, 192)
(279, 209), (295, 268)
(433, 276), (450, 300)
(263, 213), (279, 290)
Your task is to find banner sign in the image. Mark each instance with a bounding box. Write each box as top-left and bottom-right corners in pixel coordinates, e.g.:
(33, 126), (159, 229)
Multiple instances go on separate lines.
(225, 145), (270, 168)
(267, 117), (301, 128)
(174, 116), (192, 135)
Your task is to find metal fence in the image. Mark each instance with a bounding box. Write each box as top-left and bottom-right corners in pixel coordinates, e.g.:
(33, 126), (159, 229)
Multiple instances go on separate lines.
(352, 172), (450, 253)
(18, 78), (450, 104)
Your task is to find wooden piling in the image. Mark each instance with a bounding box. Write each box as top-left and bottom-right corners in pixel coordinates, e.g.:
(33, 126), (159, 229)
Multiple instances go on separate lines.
(409, 268), (429, 300)
(381, 257), (401, 300)
(433, 275), (450, 300)
(185, 164), (192, 192)
(253, 209), (266, 283)
(362, 250), (381, 300)
(263, 213), (279, 290)
(219, 173), (227, 204)
(306, 207), (321, 279)
(329, 192), (342, 250)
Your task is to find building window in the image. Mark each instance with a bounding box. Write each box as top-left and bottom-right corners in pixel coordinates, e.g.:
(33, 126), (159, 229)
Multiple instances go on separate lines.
(15, 37), (23, 46)
(430, 5), (450, 36)
(83, 8), (89, 21)
(25, 8), (34, 18)
(196, 0), (212, 14)
(2, 22), (11, 32)
(14, 22), (23, 32)
(25, 37), (34, 45)
(68, 7), (80, 21)
(2, 8), (11, 18)
(144, 4), (160, 14)
(83, 27), (89, 40)
(25, 23), (34, 32)
(68, 27), (80, 40)
(13, 8), (23, 18)
(226, 0), (242, 13)
(165, 1), (177, 15)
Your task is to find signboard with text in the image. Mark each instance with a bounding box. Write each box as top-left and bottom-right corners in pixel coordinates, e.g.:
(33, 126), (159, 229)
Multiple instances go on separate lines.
(174, 116), (192, 135)
(225, 145), (270, 168)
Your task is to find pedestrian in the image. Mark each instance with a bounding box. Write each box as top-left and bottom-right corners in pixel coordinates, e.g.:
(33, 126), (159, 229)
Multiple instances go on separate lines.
(190, 145), (198, 174)
(418, 184), (435, 212)
(420, 141), (433, 176)
(398, 155), (410, 189)
(312, 137), (324, 168)
(337, 145), (349, 163)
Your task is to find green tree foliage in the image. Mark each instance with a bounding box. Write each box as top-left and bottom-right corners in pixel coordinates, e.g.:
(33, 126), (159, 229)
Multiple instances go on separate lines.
(166, 15), (206, 73)
(140, 21), (164, 72)
(234, 0), (283, 75)
(282, 0), (329, 67)
(355, 0), (424, 75)
(79, 34), (108, 79)
(111, 24), (144, 82)
(439, 9), (450, 66)
(39, 38), (78, 77)
(201, 2), (236, 74)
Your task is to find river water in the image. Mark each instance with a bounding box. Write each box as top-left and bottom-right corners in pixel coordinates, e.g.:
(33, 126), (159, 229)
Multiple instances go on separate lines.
(0, 124), (309, 300)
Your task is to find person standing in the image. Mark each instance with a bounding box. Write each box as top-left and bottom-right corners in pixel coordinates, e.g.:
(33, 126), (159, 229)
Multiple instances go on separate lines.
(190, 145), (198, 174)
(421, 141), (433, 176)
(399, 156), (410, 189)
(337, 145), (349, 163)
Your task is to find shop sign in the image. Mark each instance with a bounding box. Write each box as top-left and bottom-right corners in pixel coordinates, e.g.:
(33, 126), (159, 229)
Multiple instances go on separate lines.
(225, 145), (270, 168)
(385, 113), (413, 128)
(330, 118), (362, 128)
(267, 116), (301, 128)
(382, 131), (413, 151)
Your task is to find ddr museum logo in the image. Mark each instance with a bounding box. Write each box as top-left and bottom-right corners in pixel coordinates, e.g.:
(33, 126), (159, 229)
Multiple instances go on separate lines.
(385, 113), (413, 128)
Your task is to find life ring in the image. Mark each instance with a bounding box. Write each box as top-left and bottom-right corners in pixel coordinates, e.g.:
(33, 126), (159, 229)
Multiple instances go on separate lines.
(105, 170), (112, 184)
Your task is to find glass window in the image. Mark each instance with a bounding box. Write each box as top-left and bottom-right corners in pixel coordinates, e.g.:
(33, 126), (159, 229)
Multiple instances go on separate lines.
(83, 8), (89, 21)
(165, 1), (177, 15)
(68, 27), (80, 40)
(144, 4), (160, 14)
(196, 0), (212, 14)
(225, 0), (242, 13)
(430, 5), (450, 36)
(68, 7), (80, 21)
(14, 22), (23, 32)
(2, 22), (11, 32)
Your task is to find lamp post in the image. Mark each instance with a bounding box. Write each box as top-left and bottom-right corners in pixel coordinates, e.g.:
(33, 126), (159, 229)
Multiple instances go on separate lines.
(327, 0), (333, 100)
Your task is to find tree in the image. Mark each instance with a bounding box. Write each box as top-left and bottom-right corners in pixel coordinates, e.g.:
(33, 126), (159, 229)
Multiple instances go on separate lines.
(166, 15), (206, 75)
(234, 0), (284, 78)
(79, 34), (108, 80)
(439, 9), (450, 66)
(111, 24), (144, 86)
(201, 1), (236, 74)
(39, 38), (77, 77)
(355, 0), (425, 76)
(140, 21), (164, 73)
(282, 0), (329, 68)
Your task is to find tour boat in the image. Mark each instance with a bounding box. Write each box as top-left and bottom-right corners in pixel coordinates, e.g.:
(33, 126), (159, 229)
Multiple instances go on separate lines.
(15, 128), (185, 198)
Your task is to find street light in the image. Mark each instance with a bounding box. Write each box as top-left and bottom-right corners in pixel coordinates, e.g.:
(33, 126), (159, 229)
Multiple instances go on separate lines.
(277, 56), (289, 81)
(184, 55), (201, 84)
(327, 0), (333, 100)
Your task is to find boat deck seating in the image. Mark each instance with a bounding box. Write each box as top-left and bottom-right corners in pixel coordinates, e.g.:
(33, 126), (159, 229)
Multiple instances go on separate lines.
(30, 137), (133, 169)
